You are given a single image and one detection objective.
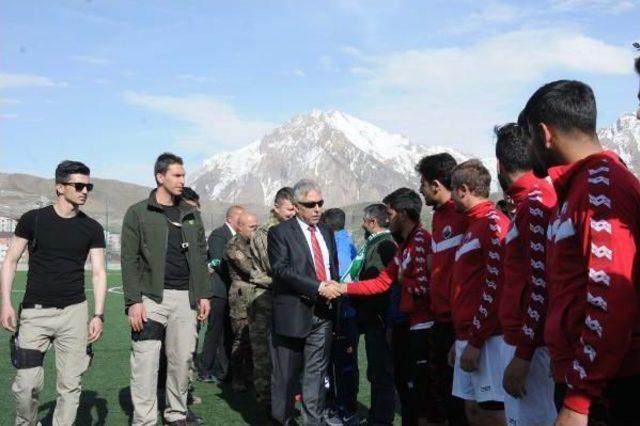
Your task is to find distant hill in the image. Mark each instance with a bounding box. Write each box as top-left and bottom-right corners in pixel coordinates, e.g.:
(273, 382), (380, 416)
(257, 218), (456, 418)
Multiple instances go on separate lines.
(0, 173), (263, 233)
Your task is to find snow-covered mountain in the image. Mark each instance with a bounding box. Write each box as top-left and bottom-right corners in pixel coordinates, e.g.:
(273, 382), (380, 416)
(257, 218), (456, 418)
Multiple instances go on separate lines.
(190, 110), (640, 206)
(599, 112), (640, 174)
(189, 110), (470, 206)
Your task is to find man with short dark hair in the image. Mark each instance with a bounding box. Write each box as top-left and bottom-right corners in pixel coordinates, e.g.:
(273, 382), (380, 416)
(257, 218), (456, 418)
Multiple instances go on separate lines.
(249, 187), (296, 412)
(1, 160), (106, 426)
(494, 123), (558, 426)
(122, 152), (211, 425)
(449, 159), (509, 426)
(635, 54), (640, 120)
(416, 152), (469, 426)
(199, 204), (245, 383)
(521, 80), (640, 425)
(336, 203), (397, 425)
(335, 188), (436, 425)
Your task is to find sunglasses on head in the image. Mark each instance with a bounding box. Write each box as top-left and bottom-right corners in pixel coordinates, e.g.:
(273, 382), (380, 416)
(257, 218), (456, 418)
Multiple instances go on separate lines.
(298, 199), (324, 209)
(60, 182), (94, 192)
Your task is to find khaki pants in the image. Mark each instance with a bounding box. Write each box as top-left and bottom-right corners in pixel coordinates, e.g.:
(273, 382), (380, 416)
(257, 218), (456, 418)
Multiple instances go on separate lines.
(130, 290), (197, 425)
(12, 301), (89, 426)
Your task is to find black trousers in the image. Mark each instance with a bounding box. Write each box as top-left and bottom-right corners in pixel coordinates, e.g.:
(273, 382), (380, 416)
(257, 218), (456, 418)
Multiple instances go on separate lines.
(199, 296), (229, 379)
(333, 315), (395, 424)
(390, 320), (413, 426)
(271, 317), (332, 426)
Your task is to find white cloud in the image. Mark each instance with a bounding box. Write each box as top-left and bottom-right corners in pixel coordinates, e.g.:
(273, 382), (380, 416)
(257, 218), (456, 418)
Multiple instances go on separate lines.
(0, 73), (66, 90)
(549, 0), (639, 13)
(71, 54), (112, 66)
(123, 92), (277, 154)
(353, 29), (631, 156)
(443, 1), (532, 35)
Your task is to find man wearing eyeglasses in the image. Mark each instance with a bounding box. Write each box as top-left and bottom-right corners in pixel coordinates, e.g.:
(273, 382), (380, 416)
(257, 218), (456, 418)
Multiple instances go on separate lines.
(268, 179), (341, 426)
(1, 160), (107, 426)
(121, 152), (211, 426)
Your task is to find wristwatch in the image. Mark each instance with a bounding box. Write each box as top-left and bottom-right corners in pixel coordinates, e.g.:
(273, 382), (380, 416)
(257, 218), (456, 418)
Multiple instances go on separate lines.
(93, 314), (105, 323)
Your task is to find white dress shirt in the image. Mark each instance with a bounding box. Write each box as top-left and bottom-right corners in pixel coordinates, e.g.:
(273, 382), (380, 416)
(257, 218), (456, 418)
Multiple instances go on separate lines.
(225, 222), (236, 236)
(296, 216), (331, 281)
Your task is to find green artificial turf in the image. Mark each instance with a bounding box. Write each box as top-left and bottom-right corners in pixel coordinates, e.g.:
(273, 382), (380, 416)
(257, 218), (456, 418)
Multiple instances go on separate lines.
(0, 271), (400, 425)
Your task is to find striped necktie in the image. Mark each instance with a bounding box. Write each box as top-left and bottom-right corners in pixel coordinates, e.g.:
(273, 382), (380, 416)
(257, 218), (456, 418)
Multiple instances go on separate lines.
(308, 225), (328, 282)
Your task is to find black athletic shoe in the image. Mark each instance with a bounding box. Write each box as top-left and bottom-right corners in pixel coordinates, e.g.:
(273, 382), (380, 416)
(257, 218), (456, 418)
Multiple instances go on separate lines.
(197, 373), (220, 384)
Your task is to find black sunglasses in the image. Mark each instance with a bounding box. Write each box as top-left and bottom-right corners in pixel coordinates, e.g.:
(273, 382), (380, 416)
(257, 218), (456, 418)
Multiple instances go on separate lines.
(298, 199), (324, 209)
(60, 182), (94, 192)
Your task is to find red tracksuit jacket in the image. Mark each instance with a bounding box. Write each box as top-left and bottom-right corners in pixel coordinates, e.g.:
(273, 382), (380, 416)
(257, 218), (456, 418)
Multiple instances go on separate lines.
(544, 151), (640, 414)
(347, 224), (433, 326)
(499, 172), (557, 361)
(429, 200), (467, 323)
(451, 200), (510, 348)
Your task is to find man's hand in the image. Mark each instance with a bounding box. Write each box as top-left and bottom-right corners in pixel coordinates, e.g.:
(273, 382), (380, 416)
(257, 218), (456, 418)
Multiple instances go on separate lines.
(554, 407), (588, 426)
(460, 343), (480, 372)
(0, 303), (16, 332)
(197, 298), (211, 321)
(128, 302), (147, 332)
(336, 283), (348, 294)
(88, 316), (104, 343)
(503, 356), (530, 398)
(447, 343), (456, 367)
(319, 281), (341, 299)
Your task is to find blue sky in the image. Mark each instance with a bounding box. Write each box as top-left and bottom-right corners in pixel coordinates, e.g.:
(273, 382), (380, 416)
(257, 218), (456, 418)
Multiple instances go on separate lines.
(1, 0), (639, 186)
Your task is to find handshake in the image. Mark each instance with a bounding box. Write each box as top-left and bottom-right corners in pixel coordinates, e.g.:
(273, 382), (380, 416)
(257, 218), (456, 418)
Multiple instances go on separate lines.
(318, 280), (347, 300)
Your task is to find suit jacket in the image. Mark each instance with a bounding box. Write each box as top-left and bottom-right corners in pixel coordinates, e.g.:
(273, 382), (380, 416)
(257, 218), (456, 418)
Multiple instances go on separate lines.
(208, 224), (233, 299)
(268, 217), (339, 338)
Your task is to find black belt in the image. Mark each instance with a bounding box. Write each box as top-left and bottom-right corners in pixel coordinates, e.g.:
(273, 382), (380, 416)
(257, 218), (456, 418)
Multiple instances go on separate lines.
(22, 302), (67, 309)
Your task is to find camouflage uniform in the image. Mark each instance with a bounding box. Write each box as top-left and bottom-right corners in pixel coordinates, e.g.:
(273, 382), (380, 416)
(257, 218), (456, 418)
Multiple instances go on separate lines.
(248, 215), (279, 407)
(225, 234), (254, 391)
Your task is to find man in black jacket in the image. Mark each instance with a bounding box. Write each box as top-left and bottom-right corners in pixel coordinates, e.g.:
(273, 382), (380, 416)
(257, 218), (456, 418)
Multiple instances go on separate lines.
(268, 179), (341, 426)
(198, 205), (244, 383)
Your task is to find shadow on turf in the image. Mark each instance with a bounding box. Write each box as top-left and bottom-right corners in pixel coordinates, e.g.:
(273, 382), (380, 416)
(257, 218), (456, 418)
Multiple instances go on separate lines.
(38, 390), (108, 425)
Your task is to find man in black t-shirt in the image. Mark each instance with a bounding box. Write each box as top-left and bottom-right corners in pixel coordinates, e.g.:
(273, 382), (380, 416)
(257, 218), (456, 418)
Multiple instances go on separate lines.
(0, 160), (107, 426)
(122, 153), (211, 426)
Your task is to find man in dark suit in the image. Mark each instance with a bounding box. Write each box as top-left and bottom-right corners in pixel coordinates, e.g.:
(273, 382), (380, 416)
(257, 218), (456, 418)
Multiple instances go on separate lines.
(198, 205), (244, 382)
(268, 179), (342, 426)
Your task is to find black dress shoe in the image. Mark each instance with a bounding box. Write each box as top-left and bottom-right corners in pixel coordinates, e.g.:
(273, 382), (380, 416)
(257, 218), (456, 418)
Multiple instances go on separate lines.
(187, 409), (205, 425)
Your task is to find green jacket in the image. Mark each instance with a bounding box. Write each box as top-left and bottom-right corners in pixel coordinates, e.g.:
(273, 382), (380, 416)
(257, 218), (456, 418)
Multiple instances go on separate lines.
(121, 190), (212, 307)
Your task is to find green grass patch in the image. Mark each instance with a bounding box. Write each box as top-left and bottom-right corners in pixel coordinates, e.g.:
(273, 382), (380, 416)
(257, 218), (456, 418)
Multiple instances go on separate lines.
(0, 271), (400, 425)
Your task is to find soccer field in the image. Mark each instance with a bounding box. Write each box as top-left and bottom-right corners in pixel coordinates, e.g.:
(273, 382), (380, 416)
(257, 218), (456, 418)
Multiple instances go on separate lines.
(0, 271), (400, 425)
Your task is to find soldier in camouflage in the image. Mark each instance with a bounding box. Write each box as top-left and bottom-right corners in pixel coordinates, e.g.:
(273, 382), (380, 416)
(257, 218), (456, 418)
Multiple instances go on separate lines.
(249, 187), (296, 412)
(225, 212), (259, 392)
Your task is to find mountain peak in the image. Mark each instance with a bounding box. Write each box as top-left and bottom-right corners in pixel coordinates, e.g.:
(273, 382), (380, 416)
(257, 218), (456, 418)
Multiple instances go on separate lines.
(190, 110), (467, 205)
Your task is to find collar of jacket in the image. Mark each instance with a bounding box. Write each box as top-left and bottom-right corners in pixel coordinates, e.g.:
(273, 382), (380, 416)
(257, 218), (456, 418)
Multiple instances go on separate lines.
(547, 150), (620, 201)
(146, 189), (197, 217)
(506, 171), (547, 205)
(464, 199), (495, 219)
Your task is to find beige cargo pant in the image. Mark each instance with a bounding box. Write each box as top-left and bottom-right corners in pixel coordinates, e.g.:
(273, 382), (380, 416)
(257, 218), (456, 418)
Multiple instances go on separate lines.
(12, 301), (90, 426)
(130, 290), (197, 426)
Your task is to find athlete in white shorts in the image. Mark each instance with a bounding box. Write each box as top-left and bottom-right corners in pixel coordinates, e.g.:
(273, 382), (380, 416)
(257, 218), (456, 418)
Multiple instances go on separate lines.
(452, 335), (505, 404)
(500, 342), (556, 426)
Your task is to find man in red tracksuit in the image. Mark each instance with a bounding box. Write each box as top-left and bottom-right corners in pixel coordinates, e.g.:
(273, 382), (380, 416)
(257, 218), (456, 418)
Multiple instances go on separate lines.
(415, 153), (469, 426)
(494, 123), (558, 425)
(333, 188), (443, 425)
(449, 159), (510, 426)
(521, 79), (640, 426)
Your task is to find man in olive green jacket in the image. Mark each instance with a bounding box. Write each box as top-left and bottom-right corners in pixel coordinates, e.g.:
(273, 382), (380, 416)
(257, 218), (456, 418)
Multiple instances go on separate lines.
(121, 153), (211, 426)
